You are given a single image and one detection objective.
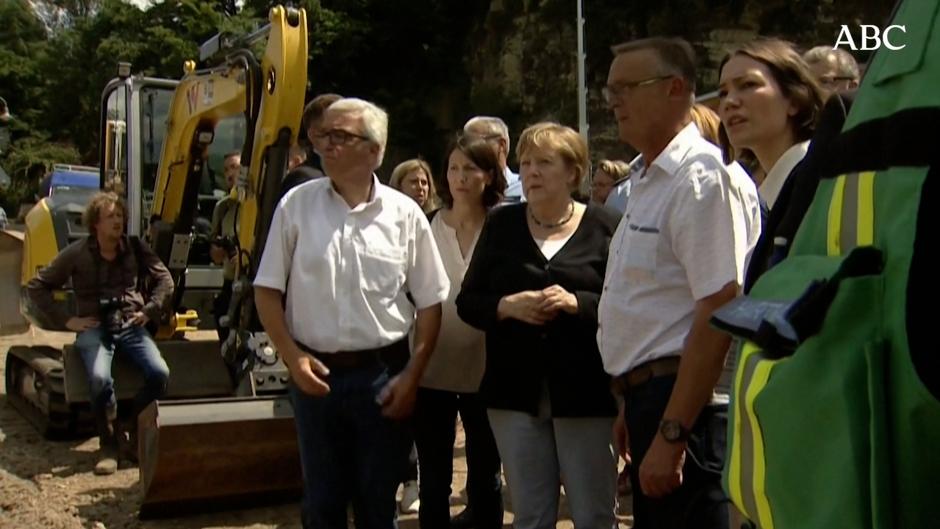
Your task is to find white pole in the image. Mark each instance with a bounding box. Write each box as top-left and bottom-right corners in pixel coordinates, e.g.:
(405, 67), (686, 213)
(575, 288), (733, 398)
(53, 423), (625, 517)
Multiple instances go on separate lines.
(576, 0), (588, 142)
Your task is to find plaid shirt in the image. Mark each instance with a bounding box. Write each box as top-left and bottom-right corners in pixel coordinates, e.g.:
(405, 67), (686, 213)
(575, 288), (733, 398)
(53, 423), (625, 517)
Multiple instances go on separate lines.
(27, 235), (173, 327)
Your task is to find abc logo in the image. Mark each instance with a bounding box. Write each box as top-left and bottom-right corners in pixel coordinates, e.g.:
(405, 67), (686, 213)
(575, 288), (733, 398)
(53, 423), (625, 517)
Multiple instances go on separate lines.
(835, 25), (907, 51)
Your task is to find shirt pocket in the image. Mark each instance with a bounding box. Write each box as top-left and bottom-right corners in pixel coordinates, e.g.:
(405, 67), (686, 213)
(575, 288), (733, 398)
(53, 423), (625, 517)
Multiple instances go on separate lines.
(622, 226), (659, 284)
(359, 245), (407, 295)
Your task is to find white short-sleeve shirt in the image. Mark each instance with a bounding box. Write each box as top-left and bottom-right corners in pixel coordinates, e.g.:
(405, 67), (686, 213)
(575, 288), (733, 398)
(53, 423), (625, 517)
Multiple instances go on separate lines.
(598, 123), (761, 376)
(254, 176), (449, 353)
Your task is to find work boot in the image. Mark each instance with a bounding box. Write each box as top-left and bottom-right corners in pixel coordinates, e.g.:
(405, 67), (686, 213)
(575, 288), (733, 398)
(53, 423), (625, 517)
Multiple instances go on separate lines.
(93, 405), (118, 475)
(399, 480), (420, 514)
(94, 449), (118, 475)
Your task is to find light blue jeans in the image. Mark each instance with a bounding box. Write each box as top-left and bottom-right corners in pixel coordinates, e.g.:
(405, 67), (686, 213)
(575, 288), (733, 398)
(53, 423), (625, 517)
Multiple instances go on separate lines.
(487, 405), (618, 529)
(74, 325), (170, 422)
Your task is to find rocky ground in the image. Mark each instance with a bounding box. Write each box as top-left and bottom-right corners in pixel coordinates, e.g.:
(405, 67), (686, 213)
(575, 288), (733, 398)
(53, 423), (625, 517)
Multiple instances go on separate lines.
(0, 327), (633, 529)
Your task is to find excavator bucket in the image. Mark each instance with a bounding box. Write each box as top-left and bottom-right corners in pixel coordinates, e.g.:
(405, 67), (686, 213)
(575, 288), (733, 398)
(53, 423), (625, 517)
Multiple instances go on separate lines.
(137, 396), (301, 518)
(0, 229), (28, 336)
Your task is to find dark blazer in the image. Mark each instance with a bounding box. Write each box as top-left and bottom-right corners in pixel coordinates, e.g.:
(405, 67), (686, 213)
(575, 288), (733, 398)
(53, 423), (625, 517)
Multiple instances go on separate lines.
(744, 91), (855, 292)
(456, 203), (619, 418)
(279, 165), (324, 203)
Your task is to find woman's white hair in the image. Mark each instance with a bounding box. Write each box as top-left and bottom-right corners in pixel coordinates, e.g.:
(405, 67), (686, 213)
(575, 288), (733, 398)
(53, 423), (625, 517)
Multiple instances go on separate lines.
(327, 98), (389, 165)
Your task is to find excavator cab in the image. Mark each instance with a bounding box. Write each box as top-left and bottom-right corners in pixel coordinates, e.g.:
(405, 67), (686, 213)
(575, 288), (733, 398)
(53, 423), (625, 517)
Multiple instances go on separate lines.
(100, 71), (234, 323)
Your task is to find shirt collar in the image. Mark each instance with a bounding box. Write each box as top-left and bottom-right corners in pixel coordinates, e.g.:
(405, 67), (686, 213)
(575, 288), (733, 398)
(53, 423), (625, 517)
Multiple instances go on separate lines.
(646, 122), (702, 180)
(88, 234), (128, 255)
(328, 174), (384, 211)
(759, 140), (810, 208)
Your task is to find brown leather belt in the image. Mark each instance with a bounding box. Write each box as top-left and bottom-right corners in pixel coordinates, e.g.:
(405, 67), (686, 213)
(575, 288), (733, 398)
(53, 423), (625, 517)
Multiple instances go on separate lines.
(297, 339), (409, 372)
(614, 356), (681, 394)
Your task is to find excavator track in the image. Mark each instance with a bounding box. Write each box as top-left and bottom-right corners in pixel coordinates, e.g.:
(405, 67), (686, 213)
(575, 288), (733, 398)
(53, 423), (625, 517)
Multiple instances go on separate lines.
(4, 346), (94, 439)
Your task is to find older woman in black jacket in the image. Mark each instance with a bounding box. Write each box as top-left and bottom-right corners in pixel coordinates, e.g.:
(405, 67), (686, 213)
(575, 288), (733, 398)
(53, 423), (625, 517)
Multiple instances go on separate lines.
(457, 122), (619, 529)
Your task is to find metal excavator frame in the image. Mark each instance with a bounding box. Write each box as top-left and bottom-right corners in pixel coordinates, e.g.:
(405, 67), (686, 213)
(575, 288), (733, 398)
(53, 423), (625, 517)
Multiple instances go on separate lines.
(2, 4), (308, 518)
(136, 5), (308, 517)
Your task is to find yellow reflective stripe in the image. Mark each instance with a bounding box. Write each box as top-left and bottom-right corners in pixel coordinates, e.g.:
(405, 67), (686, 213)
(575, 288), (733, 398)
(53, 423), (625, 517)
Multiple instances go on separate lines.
(745, 358), (777, 529)
(827, 175), (847, 256)
(857, 171), (876, 246)
(728, 342), (759, 515)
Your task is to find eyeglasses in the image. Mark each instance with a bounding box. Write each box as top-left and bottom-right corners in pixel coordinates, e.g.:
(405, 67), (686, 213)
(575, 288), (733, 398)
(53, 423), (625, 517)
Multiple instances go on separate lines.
(602, 75), (673, 104)
(314, 129), (371, 146)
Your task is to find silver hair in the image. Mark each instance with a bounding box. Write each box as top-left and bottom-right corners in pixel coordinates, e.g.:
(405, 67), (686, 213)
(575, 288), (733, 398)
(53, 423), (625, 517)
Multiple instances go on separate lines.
(463, 116), (511, 144)
(327, 98), (389, 165)
(803, 46), (860, 80)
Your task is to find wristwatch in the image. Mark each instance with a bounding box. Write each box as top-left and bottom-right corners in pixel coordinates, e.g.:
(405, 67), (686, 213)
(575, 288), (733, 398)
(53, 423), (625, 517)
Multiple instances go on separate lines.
(659, 419), (691, 443)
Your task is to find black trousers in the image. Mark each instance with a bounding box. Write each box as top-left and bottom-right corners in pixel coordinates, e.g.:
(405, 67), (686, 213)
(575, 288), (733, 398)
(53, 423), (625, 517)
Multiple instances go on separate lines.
(414, 387), (503, 529)
(624, 374), (730, 529)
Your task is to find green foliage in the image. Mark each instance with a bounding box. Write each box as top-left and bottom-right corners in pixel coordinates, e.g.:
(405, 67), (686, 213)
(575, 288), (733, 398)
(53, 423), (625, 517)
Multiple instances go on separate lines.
(0, 135), (80, 213)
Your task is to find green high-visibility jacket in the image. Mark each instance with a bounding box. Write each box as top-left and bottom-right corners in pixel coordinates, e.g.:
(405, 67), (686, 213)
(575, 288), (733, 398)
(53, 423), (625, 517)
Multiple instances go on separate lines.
(720, 1), (940, 528)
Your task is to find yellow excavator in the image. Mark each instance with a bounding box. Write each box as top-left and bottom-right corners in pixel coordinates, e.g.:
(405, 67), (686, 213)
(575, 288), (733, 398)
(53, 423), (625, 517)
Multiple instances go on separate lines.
(2, 5), (308, 517)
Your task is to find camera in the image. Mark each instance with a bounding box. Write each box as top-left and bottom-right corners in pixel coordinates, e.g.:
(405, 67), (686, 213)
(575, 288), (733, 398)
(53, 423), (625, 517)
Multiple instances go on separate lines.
(99, 296), (127, 333)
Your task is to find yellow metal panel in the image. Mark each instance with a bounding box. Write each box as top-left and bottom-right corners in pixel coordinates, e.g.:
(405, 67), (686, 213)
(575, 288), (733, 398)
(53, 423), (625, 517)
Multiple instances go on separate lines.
(237, 6), (309, 255)
(21, 200), (59, 285)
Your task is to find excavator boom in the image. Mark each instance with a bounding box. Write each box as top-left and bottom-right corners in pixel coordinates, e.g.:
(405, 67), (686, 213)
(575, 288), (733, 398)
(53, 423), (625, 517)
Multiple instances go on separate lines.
(136, 5), (308, 516)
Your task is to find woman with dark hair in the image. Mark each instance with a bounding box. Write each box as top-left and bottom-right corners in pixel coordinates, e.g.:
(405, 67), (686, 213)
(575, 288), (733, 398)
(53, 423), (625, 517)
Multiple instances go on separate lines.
(414, 135), (506, 529)
(717, 38), (826, 210)
(457, 122), (620, 529)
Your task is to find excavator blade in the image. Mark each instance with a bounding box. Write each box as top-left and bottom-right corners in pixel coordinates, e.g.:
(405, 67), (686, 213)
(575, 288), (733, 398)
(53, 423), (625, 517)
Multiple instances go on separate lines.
(137, 396), (301, 518)
(0, 229), (28, 336)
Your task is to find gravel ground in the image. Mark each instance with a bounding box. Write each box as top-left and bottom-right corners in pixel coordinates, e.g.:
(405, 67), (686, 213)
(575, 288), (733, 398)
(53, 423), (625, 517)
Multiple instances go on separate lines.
(0, 327), (633, 529)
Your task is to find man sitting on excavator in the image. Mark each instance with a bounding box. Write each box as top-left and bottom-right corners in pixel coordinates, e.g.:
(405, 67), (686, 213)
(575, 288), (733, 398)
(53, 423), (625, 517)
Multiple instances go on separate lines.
(27, 191), (174, 475)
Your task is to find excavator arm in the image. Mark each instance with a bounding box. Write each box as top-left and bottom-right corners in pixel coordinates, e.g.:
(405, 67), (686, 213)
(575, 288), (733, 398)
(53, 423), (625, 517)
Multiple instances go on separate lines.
(147, 6), (307, 352)
(136, 6), (309, 515)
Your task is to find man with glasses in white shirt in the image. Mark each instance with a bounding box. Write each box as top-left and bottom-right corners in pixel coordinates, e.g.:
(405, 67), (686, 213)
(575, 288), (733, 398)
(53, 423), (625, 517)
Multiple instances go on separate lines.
(598, 38), (760, 529)
(254, 98), (449, 529)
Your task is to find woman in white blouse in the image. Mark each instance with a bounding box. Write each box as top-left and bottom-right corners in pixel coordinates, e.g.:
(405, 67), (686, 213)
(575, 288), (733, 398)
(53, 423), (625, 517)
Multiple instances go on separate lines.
(717, 38), (826, 211)
(414, 135), (506, 529)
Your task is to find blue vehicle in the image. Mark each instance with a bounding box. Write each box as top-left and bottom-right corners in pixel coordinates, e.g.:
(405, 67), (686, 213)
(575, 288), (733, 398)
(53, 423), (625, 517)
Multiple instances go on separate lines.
(42, 164), (99, 205)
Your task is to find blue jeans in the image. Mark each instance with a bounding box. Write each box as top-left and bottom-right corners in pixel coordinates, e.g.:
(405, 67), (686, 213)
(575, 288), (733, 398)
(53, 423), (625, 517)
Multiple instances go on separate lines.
(289, 356), (412, 529)
(74, 325), (170, 429)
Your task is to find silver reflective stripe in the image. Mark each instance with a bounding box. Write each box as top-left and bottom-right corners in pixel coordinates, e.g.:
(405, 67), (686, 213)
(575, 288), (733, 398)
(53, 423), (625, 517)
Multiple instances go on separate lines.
(738, 350), (764, 522)
(841, 172), (860, 253)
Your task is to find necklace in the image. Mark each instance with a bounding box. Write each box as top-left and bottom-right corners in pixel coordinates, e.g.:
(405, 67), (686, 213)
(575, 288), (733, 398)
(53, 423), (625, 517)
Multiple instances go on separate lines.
(529, 201), (574, 229)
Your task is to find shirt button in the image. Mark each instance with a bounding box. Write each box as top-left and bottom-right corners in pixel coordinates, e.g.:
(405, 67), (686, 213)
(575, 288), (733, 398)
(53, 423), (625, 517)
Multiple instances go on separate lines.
(543, 264), (550, 271)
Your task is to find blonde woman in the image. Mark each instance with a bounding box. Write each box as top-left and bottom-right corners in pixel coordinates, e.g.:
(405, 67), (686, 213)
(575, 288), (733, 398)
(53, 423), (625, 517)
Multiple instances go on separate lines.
(457, 122), (619, 529)
(590, 159), (630, 204)
(390, 158), (440, 213)
(690, 102), (721, 146)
